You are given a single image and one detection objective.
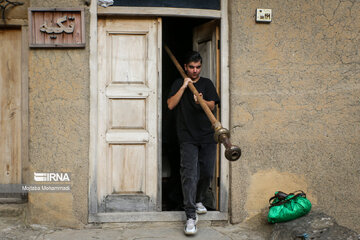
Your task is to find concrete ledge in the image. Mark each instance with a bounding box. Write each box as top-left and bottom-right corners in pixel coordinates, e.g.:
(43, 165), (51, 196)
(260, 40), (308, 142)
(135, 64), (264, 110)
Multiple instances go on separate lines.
(89, 211), (228, 223)
(0, 19), (28, 26)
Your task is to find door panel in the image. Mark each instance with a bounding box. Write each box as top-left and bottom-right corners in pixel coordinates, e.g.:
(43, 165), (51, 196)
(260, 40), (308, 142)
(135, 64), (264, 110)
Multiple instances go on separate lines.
(110, 99), (146, 129)
(97, 18), (160, 212)
(193, 20), (218, 86)
(0, 29), (22, 185)
(110, 144), (146, 193)
(197, 41), (212, 80)
(110, 34), (147, 84)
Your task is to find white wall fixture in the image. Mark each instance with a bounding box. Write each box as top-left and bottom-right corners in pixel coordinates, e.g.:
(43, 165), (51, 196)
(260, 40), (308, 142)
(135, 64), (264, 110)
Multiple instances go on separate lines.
(256, 8), (272, 23)
(98, 0), (114, 8)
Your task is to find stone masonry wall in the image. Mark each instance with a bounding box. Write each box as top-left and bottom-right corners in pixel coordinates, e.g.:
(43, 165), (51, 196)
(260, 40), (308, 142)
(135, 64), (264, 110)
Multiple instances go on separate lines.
(229, 0), (360, 232)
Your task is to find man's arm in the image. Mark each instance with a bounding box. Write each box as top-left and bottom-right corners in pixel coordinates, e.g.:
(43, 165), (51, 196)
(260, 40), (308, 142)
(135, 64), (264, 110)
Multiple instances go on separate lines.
(194, 93), (215, 110)
(167, 78), (192, 110)
(204, 100), (215, 111)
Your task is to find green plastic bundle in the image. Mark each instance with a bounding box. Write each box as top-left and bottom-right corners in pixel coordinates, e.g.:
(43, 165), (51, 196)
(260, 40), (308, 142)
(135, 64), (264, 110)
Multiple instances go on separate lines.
(268, 190), (312, 223)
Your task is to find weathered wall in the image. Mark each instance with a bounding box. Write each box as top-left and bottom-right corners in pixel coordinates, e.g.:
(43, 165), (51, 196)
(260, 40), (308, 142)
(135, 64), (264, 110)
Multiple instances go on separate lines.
(0, 0), (29, 21)
(229, 0), (360, 232)
(27, 0), (89, 227)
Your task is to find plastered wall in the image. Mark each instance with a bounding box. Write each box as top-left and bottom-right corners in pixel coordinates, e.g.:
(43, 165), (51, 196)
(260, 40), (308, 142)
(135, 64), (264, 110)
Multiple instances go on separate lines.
(229, 0), (360, 232)
(23, 0), (360, 231)
(27, 0), (90, 227)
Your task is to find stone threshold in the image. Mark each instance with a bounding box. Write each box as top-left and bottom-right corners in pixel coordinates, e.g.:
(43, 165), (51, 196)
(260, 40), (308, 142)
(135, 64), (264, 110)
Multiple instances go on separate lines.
(89, 211), (228, 223)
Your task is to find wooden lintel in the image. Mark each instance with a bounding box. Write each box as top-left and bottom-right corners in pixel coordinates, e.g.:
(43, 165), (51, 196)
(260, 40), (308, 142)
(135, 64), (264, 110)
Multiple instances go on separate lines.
(97, 6), (221, 19)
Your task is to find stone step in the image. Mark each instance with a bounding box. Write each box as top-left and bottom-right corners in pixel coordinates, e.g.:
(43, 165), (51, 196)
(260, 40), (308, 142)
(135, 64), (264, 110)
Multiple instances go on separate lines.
(0, 203), (26, 217)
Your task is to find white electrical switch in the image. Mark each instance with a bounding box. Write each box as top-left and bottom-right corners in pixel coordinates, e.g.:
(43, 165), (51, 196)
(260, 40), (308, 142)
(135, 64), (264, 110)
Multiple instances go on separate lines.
(256, 9), (272, 22)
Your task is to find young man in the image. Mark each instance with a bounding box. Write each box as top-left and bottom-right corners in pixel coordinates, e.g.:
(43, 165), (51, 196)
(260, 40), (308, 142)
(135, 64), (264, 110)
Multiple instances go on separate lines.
(167, 51), (220, 235)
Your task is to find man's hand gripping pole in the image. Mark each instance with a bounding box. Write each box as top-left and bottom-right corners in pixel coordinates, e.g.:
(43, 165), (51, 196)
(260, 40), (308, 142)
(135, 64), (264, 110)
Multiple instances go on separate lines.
(164, 45), (241, 161)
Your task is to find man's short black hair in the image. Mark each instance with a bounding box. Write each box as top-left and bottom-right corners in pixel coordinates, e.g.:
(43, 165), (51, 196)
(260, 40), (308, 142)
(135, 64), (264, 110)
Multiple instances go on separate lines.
(184, 51), (202, 65)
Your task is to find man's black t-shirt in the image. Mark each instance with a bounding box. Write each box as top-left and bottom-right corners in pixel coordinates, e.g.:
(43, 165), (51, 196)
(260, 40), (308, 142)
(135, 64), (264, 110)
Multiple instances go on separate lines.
(168, 77), (220, 144)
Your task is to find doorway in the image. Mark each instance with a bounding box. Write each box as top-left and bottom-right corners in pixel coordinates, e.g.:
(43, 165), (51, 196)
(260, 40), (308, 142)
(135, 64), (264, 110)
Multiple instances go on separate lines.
(89, 11), (229, 222)
(161, 17), (220, 212)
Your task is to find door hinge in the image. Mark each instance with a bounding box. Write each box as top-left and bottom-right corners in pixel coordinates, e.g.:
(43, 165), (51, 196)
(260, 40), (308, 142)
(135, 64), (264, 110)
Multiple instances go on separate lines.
(217, 40), (220, 50)
(217, 177), (220, 187)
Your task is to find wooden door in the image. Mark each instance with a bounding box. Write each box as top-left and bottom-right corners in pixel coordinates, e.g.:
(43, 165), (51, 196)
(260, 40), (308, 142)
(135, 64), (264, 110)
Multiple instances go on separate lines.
(97, 18), (160, 212)
(0, 29), (22, 185)
(193, 20), (220, 210)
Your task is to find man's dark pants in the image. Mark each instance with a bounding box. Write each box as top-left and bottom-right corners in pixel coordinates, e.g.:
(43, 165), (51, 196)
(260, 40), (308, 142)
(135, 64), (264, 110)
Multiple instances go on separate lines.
(180, 142), (216, 219)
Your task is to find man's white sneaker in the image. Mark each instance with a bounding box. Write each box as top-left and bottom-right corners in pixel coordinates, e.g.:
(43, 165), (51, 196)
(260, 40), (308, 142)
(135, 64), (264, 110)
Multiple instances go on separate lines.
(196, 202), (207, 214)
(184, 217), (197, 235)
